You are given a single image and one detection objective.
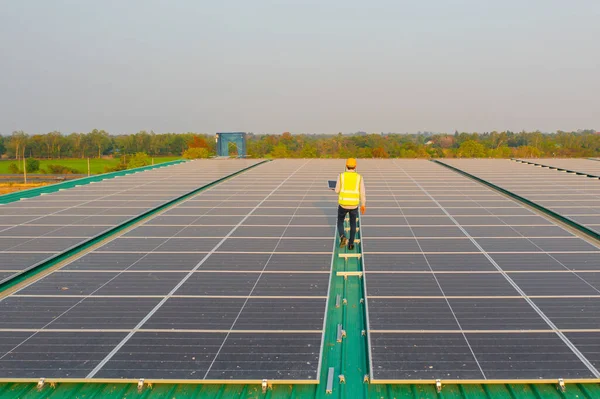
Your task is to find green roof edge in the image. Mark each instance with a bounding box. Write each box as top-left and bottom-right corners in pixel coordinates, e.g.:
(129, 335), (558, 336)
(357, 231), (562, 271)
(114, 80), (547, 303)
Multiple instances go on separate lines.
(0, 159), (186, 205)
(1, 380), (599, 398)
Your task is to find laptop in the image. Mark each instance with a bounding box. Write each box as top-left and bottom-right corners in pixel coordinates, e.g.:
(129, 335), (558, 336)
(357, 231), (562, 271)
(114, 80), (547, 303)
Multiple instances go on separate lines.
(327, 180), (337, 190)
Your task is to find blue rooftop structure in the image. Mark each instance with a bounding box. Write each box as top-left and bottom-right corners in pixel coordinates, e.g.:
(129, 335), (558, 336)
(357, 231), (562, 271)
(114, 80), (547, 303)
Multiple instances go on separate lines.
(216, 132), (247, 157)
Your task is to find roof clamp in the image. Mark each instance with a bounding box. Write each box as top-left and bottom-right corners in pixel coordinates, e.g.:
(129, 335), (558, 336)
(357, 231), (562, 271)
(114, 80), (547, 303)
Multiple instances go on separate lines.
(262, 379), (269, 393)
(558, 378), (566, 393)
(361, 330), (366, 336)
(436, 379), (442, 393)
(137, 378), (145, 392)
(363, 374), (370, 383)
(342, 298), (348, 306)
(339, 375), (346, 384)
(37, 378), (45, 391)
(337, 324), (346, 342)
(359, 298), (364, 304)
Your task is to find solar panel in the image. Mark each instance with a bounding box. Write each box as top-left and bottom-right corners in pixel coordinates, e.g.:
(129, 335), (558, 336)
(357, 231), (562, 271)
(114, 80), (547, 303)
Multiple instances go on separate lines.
(0, 159), (340, 382)
(359, 159), (600, 382)
(0, 160), (261, 284)
(535, 297), (600, 329)
(566, 333), (600, 370)
(0, 331), (128, 378)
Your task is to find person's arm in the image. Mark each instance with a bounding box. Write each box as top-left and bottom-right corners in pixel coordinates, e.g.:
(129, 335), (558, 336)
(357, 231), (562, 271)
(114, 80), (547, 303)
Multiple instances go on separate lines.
(360, 177), (366, 207)
(334, 174), (341, 194)
(359, 177), (366, 214)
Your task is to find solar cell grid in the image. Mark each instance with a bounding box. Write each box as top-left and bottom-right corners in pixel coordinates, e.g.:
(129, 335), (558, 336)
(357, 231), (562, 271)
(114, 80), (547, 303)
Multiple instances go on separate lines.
(442, 159), (600, 237)
(0, 160), (260, 283)
(0, 332), (129, 378)
(5, 158), (600, 384)
(534, 298), (600, 329)
(0, 159), (341, 381)
(566, 332), (600, 369)
(465, 332), (594, 379)
(360, 159), (600, 382)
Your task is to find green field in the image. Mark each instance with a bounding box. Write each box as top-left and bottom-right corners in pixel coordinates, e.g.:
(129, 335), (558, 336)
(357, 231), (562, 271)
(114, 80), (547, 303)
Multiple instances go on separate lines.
(0, 157), (181, 175)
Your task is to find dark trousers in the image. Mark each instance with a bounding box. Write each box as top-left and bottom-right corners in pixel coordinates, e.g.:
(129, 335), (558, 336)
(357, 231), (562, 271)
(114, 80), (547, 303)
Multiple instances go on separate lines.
(337, 205), (358, 244)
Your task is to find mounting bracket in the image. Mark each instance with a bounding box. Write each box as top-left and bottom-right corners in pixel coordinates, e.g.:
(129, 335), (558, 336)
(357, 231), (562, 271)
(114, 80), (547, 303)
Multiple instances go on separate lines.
(337, 324), (346, 342)
(262, 379), (268, 393)
(558, 378), (566, 392)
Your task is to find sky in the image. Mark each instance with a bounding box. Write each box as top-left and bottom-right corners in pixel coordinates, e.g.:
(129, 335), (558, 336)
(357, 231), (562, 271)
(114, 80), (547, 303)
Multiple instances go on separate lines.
(0, 0), (599, 135)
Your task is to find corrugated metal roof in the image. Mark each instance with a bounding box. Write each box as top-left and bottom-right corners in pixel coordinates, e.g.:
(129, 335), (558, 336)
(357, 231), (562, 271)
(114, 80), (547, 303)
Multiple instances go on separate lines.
(2, 382), (599, 399)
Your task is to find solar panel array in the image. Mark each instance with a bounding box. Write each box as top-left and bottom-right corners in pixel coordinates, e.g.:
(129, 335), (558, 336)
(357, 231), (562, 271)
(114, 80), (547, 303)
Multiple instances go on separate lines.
(3, 158), (600, 384)
(359, 160), (600, 381)
(0, 160), (340, 381)
(442, 159), (600, 237)
(0, 160), (259, 284)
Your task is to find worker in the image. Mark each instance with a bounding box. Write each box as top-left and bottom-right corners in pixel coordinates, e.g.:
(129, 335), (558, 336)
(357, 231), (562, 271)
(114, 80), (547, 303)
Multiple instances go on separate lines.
(335, 158), (366, 250)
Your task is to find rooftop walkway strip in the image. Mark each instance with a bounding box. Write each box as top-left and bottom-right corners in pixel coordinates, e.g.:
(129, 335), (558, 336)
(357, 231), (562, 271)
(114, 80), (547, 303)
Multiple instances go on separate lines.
(316, 214), (369, 399)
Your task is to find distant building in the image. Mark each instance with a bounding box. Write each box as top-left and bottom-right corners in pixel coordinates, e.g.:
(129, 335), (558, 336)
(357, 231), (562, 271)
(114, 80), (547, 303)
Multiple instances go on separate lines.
(216, 132), (247, 157)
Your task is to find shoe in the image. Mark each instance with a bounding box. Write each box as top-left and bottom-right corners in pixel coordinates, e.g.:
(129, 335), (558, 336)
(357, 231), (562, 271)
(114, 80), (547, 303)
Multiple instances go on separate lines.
(340, 236), (348, 247)
(348, 244), (355, 250)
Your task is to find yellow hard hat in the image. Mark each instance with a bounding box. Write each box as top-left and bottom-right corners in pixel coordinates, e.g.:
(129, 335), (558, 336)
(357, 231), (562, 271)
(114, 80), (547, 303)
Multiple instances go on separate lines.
(346, 158), (357, 168)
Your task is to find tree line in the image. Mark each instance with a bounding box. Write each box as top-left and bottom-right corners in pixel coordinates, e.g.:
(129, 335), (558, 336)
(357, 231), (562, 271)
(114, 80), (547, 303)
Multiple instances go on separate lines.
(1, 129), (599, 160)
(0, 130), (201, 160)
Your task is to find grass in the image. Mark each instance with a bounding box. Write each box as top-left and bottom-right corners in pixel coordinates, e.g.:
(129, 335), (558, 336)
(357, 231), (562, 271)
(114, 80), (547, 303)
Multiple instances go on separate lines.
(0, 183), (48, 195)
(0, 157), (181, 175)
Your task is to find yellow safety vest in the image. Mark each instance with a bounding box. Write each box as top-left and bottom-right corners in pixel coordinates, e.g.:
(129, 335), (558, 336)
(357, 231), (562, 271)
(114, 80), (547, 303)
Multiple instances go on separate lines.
(338, 171), (361, 207)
